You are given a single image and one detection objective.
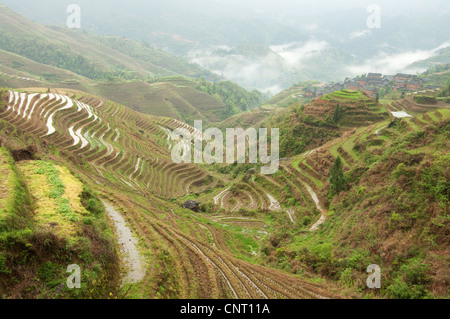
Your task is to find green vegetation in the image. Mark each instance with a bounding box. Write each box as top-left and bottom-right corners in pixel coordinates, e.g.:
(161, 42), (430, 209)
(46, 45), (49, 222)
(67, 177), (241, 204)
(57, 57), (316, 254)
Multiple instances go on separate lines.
(333, 103), (342, 123)
(94, 36), (215, 80)
(0, 6), (265, 125)
(438, 78), (450, 98)
(0, 147), (32, 233)
(197, 78), (266, 116)
(263, 90), (387, 157)
(0, 149), (119, 298)
(328, 157), (345, 198)
(1, 7), (449, 299)
(413, 95), (437, 105)
(261, 111), (450, 299)
(322, 89), (363, 101)
(0, 32), (108, 80)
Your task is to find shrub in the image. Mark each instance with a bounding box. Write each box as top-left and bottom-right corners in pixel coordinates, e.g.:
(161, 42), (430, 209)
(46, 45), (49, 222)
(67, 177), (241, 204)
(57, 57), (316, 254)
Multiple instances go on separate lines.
(0, 252), (11, 274)
(413, 95), (437, 105)
(329, 157), (345, 198)
(386, 257), (431, 299)
(339, 268), (354, 288)
(303, 216), (311, 226)
(80, 185), (104, 217)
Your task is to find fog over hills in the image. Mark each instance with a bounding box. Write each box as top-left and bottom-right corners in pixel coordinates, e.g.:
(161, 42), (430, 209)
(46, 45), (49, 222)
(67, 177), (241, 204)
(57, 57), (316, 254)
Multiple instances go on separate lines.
(1, 0), (450, 302)
(2, 0), (449, 92)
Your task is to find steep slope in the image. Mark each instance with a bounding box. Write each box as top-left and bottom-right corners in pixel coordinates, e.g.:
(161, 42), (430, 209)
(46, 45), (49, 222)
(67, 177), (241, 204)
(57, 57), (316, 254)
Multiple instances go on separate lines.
(0, 87), (343, 299)
(0, 147), (119, 298)
(0, 6), (211, 80)
(91, 79), (228, 123)
(200, 82), (449, 299)
(262, 90), (388, 157)
(0, 6), (267, 124)
(0, 49), (88, 85)
(264, 107), (450, 299)
(408, 47), (450, 70)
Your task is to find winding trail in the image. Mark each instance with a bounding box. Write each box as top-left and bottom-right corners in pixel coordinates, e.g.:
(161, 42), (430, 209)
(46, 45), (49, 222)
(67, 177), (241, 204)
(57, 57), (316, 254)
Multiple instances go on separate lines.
(375, 125), (387, 135)
(303, 183), (327, 231)
(102, 200), (146, 287)
(286, 208), (295, 223)
(266, 193), (281, 211)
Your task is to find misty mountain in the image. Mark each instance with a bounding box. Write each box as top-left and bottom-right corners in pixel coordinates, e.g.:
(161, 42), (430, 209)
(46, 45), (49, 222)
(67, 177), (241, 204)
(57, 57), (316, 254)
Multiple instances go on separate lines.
(2, 0), (449, 92)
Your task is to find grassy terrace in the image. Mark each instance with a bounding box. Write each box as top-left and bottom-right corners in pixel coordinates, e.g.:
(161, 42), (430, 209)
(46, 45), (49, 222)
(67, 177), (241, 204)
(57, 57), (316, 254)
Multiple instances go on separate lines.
(2, 89), (215, 199)
(322, 89), (365, 101)
(0, 146), (119, 298)
(17, 161), (88, 237)
(0, 88), (351, 299)
(0, 148), (14, 224)
(292, 158), (324, 189)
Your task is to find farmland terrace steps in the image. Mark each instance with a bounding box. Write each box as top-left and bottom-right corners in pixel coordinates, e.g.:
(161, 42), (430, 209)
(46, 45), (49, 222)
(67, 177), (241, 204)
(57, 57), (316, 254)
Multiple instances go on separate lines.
(1, 90), (209, 198)
(1, 89), (344, 299)
(146, 214), (339, 299)
(106, 185), (342, 299)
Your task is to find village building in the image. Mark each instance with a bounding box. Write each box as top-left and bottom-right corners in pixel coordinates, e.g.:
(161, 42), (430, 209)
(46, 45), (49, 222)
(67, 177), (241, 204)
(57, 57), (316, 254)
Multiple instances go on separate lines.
(345, 81), (362, 91)
(394, 73), (412, 81)
(362, 86), (377, 98)
(367, 73), (382, 79)
(406, 81), (423, 91)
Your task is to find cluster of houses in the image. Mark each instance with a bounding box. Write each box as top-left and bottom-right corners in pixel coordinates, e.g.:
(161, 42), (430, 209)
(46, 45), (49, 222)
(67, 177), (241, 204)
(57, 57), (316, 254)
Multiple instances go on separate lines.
(298, 72), (437, 99)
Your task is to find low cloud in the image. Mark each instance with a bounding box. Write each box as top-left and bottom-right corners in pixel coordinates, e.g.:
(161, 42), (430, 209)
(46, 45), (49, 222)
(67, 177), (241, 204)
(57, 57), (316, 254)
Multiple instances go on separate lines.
(347, 42), (450, 76)
(189, 40), (329, 94)
(349, 29), (371, 39)
(189, 48), (285, 93)
(301, 24), (319, 32)
(270, 40), (329, 69)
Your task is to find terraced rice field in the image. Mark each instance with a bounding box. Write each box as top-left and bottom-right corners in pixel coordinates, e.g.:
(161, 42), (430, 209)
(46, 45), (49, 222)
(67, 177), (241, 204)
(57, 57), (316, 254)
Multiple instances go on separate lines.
(389, 96), (449, 115)
(1, 89), (212, 199)
(1, 88), (343, 299)
(281, 101), (450, 234)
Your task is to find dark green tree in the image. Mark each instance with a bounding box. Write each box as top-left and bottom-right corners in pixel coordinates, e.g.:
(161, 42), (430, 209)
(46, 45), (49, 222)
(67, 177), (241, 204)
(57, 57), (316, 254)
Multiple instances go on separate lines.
(329, 156), (345, 197)
(333, 103), (341, 123)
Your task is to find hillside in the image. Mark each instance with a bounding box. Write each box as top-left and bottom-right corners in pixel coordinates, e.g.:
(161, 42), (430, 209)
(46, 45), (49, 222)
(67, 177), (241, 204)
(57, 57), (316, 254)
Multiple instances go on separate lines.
(0, 79), (448, 300)
(273, 108), (450, 299)
(0, 87), (344, 299)
(261, 90), (388, 157)
(261, 81), (319, 109)
(187, 82), (450, 298)
(1, 3), (449, 302)
(0, 6), (265, 124)
(0, 5), (211, 81)
(408, 47), (450, 70)
(0, 147), (119, 298)
(91, 79), (228, 123)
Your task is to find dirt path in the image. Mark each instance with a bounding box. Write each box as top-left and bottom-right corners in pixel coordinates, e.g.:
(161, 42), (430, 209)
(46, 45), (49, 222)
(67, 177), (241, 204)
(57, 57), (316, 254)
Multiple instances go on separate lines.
(102, 200), (146, 287)
(375, 125), (387, 135)
(302, 148), (317, 157)
(286, 208), (295, 223)
(303, 183), (327, 231)
(266, 193), (281, 211)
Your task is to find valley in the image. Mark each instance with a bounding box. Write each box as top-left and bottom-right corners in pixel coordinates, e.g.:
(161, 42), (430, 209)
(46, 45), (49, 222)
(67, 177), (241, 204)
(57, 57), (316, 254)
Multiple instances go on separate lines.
(0, 4), (449, 301)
